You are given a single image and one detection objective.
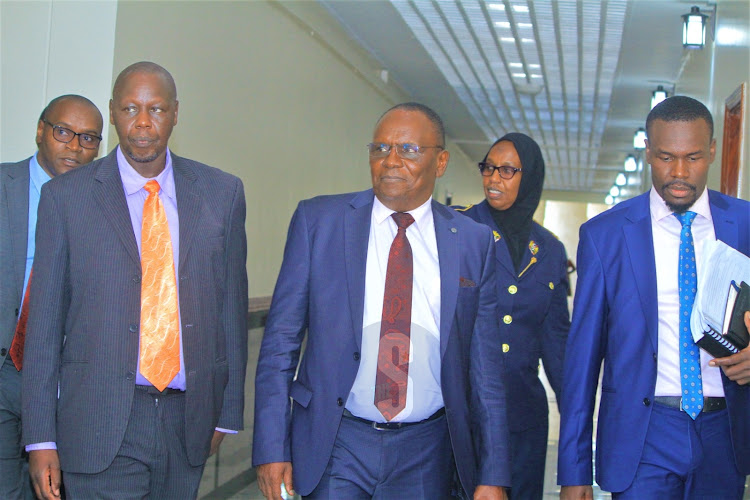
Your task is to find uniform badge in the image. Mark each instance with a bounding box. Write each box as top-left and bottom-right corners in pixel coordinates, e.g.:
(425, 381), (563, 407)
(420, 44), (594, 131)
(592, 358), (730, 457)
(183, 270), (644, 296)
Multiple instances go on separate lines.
(493, 230), (501, 242)
(529, 240), (539, 255)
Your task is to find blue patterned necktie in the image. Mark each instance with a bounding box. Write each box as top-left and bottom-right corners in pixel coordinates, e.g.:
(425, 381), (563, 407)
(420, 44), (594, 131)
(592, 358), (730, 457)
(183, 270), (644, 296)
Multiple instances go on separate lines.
(675, 211), (702, 419)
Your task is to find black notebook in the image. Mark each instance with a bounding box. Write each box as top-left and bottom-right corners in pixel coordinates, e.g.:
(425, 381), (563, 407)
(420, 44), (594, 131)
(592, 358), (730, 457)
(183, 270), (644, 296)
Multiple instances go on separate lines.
(696, 281), (750, 358)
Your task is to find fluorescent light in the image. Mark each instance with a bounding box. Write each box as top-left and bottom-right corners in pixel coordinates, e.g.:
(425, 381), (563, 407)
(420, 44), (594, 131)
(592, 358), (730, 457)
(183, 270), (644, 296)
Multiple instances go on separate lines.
(509, 62), (523, 68)
(512, 72), (527, 78)
(495, 21), (511, 28)
(530, 74), (542, 78)
(501, 37), (515, 42)
(518, 22), (533, 28)
(528, 63), (540, 69)
(512, 5), (529, 13)
(521, 38), (534, 43)
(488, 3), (505, 11)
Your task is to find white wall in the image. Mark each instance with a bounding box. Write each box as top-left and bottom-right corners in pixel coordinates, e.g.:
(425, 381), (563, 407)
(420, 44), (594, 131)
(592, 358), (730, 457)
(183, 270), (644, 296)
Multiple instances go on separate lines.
(0, 0), (117, 161)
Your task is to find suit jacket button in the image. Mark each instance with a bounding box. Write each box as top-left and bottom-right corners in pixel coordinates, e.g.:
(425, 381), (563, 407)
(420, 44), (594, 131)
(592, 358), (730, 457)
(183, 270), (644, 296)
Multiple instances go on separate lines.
(353, 352), (360, 361)
(0, 348), (6, 356)
(508, 285), (517, 295)
(15, 308), (19, 317)
(643, 398), (651, 406)
(126, 371), (135, 380)
(337, 398), (343, 406)
(129, 324), (138, 333)
(653, 353), (657, 361)
(503, 315), (512, 324)
(132, 275), (141, 284)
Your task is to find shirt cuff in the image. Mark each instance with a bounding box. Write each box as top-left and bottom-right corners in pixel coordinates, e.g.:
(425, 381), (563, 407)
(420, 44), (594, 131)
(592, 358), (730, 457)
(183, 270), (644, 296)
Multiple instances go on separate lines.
(26, 442), (57, 452)
(215, 427), (237, 434)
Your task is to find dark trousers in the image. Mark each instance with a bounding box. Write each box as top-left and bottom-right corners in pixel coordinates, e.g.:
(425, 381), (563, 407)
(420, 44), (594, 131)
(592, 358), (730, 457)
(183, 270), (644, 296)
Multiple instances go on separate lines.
(0, 357), (33, 500)
(613, 402), (745, 499)
(306, 412), (454, 499)
(63, 388), (204, 499)
(508, 424), (547, 500)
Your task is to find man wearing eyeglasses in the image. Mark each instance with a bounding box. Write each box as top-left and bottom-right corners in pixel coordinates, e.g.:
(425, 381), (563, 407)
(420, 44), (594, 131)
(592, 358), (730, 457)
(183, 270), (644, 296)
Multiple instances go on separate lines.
(254, 102), (510, 499)
(0, 94), (103, 500)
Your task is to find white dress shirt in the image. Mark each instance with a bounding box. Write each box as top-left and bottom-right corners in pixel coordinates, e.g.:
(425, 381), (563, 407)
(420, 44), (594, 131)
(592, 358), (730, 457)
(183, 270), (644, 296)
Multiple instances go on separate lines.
(651, 187), (724, 397)
(345, 196), (444, 422)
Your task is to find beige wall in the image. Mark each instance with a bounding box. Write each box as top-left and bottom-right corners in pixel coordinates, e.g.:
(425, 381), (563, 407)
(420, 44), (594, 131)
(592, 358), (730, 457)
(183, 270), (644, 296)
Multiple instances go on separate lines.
(110, 0), (477, 297)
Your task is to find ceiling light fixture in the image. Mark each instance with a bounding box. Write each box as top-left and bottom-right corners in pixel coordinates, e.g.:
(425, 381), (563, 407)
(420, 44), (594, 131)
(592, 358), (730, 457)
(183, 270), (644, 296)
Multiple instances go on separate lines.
(512, 72), (527, 78)
(624, 154), (638, 172)
(501, 37), (515, 42)
(616, 173), (627, 186)
(682, 6), (708, 49)
(488, 3), (505, 11)
(651, 85), (668, 109)
(509, 62), (523, 68)
(495, 21), (511, 28)
(605, 195), (615, 205)
(610, 186), (620, 197)
(633, 128), (647, 150)
(512, 5), (529, 13)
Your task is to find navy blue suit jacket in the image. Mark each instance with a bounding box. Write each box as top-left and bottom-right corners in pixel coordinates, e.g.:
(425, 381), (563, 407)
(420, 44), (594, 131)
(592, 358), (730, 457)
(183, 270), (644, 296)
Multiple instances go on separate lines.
(459, 200), (569, 432)
(253, 190), (511, 496)
(557, 190), (750, 492)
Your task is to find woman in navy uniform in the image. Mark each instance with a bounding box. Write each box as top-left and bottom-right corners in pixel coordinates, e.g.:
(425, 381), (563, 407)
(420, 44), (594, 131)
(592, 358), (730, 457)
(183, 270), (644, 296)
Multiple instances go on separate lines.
(456, 132), (570, 499)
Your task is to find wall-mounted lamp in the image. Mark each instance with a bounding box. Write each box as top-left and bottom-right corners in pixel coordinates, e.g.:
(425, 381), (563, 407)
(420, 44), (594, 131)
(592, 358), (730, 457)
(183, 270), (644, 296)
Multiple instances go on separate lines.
(633, 128), (647, 150)
(651, 85), (668, 109)
(605, 195), (615, 205)
(609, 186), (620, 197)
(682, 6), (708, 49)
(615, 173), (627, 186)
(624, 154), (638, 172)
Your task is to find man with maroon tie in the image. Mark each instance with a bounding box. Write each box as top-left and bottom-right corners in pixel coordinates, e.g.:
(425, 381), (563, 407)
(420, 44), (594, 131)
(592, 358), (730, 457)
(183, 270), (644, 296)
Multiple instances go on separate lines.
(253, 102), (510, 499)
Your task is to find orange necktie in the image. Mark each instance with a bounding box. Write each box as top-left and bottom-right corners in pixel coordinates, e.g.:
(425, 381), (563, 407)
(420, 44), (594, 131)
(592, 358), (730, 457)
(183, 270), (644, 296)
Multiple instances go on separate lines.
(10, 270), (32, 371)
(139, 180), (180, 391)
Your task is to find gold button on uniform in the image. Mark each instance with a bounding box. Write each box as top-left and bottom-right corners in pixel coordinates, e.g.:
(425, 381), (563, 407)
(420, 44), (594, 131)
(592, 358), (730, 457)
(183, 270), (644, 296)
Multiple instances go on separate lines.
(503, 315), (512, 324)
(502, 344), (510, 353)
(508, 285), (517, 294)
(548, 282), (555, 290)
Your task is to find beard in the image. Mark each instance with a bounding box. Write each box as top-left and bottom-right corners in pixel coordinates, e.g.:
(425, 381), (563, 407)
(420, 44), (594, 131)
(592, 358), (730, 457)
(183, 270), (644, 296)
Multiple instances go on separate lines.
(126, 148), (160, 164)
(662, 180), (697, 213)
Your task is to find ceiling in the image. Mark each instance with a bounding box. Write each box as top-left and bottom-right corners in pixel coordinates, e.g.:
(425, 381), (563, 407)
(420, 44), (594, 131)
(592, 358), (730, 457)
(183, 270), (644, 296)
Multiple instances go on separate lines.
(319, 0), (718, 201)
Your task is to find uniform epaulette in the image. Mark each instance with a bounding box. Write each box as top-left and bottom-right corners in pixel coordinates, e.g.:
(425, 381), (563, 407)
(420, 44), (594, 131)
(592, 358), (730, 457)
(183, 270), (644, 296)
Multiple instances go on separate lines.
(452, 204), (473, 212)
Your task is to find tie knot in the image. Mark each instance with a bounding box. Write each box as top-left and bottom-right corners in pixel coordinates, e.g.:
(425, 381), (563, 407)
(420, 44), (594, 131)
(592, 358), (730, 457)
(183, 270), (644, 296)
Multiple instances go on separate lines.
(392, 212), (415, 230)
(674, 211), (697, 227)
(144, 180), (161, 195)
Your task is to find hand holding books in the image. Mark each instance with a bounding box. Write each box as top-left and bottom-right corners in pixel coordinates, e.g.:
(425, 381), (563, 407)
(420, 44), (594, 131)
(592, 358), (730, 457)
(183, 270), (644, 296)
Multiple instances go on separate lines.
(710, 311), (750, 386)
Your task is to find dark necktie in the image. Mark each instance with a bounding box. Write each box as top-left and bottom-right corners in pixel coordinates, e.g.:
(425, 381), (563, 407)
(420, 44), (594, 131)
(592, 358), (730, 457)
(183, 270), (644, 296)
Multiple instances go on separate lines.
(374, 212), (415, 421)
(10, 270), (32, 371)
(675, 211), (702, 419)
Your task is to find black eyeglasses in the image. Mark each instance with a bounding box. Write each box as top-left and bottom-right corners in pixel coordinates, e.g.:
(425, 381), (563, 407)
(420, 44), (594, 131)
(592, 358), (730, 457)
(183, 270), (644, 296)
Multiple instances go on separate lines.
(478, 162), (522, 179)
(367, 142), (444, 160)
(43, 120), (102, 150)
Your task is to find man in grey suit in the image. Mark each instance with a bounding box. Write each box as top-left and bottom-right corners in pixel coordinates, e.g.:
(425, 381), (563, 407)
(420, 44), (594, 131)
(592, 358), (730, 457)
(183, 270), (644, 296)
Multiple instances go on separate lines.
(22, 61), (248, 499)
(0, 94), (103, 500)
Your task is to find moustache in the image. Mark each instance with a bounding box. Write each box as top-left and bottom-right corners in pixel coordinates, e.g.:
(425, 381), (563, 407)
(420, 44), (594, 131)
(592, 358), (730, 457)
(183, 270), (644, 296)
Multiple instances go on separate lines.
(664, 180), (696, 192)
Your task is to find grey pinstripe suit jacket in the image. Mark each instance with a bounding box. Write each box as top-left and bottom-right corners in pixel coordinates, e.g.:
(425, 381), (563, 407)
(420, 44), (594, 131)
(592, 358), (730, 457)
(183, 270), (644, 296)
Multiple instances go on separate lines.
(21, 148), (248, 473)
(0, 158), (31, 367)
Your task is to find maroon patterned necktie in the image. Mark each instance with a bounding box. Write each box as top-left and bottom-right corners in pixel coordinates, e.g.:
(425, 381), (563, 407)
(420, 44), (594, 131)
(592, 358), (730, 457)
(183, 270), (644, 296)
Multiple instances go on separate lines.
(374, 212), (415, 421)
(10, 270), (32, 371)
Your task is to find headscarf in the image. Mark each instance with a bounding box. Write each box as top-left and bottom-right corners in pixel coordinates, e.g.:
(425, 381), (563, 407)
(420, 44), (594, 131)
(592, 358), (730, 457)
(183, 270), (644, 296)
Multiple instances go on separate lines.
(484, 132), (545, 273)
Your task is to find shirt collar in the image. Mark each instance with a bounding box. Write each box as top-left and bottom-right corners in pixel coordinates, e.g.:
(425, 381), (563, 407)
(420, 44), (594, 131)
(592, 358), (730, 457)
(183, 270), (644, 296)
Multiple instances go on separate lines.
(372, 195), (433, 232)
(649, 185), (712, 223)
(116, 146), (176, 201)
(29, 152), (52, 192)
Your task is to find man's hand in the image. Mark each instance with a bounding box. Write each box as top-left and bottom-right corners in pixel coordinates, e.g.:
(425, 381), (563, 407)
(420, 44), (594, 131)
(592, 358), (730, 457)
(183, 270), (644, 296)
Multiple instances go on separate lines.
(560, 485), (594, 499)
(474, 485), (507, 499)
(29, 449), (62, 500)
(209, 430), (226, 456)
(257, 461), (294, 500)
(709, 312), (750, 385)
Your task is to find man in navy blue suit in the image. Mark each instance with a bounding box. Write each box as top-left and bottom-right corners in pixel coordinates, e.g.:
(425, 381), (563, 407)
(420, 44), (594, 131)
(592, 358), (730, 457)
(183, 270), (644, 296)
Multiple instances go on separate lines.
(253, 103), (511, 499)
(558, 96), (750, 499)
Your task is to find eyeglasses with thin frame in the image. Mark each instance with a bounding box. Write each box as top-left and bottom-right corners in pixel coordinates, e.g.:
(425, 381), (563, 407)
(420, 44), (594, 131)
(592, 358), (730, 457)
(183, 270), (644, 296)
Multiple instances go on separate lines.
(43, 120), (102, 150)
(367, 142), (444, 160)
(478, 162), (522, 179)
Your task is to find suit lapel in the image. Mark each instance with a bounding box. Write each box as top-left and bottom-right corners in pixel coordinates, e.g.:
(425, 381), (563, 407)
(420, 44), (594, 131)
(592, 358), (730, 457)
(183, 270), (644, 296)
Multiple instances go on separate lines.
(5, 160), (30, 299)
(476, 201), (515, 275)
(434, 200), (459, 358)
(93, 150), (141, 267)
(708, 190), (739, 249)
(623, 194), (658, 351)
(345, 190), (373, 350)
(172, 155), (200, 272)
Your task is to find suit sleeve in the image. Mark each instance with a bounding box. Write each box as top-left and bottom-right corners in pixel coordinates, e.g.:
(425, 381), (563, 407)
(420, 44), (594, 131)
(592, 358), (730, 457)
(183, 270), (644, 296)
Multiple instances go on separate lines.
(471, 230), (511, 486)
(252, 202), (310, 466)
(21, 184), (69, 445)
(541, 241), (571, 405)
(557, 224), (607, 486)
(217, 178), (249, 430)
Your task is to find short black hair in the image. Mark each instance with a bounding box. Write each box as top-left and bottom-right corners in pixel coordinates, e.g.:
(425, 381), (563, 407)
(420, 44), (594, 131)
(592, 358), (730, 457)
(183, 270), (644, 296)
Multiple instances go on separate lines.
(378, 102), (446, 146)
(646, 95), (713, 139)
(39, 94), (100, 123)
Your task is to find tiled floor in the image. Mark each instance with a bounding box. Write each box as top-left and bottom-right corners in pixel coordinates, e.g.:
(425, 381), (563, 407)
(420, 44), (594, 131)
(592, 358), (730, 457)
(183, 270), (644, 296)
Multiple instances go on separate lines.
(199, 327), (748, 499)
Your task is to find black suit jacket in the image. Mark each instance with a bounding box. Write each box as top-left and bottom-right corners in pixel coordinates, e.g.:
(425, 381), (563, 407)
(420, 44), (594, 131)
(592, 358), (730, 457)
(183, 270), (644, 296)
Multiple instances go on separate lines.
(22, 149), (248, 473)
